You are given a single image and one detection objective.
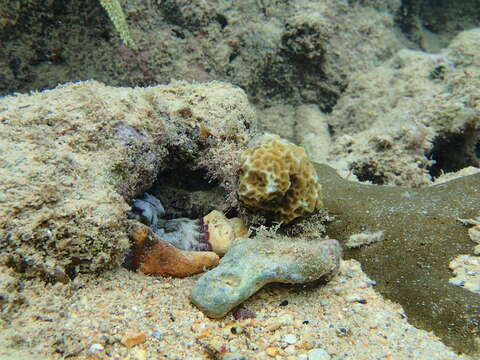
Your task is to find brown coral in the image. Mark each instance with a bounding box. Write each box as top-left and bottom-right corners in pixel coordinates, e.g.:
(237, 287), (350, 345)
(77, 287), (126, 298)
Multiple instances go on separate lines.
(237, 134), (323, 223)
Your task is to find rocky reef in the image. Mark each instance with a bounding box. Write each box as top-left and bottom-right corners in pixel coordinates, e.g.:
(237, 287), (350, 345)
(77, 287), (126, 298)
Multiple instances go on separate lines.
(1, 0), (479, 358)
(0, 0), (408, 110)
(324, 29), (480, 187)
(1, 73), (479, 355)
(0, 80), (255, 281)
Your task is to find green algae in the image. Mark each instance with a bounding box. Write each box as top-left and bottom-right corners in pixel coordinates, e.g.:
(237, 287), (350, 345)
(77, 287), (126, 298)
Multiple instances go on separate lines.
(315, 163), (480, 355)
(191, 236), (342, 318)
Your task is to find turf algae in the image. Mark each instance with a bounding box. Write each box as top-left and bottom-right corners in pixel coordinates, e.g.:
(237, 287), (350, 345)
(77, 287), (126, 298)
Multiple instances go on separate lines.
(316, 163), (480, 355)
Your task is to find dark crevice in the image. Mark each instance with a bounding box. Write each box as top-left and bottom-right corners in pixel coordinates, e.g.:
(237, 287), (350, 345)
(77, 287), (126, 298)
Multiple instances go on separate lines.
(395, 0), (480, 50)
(428, 131), (480, 178)
(156, 168), (218, 192)
(351, 163), (386, 185)
(147, 167), (227, 219)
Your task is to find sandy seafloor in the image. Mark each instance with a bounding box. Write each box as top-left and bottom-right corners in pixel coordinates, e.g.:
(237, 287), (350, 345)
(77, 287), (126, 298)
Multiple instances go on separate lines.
(0, 261), (474, 360)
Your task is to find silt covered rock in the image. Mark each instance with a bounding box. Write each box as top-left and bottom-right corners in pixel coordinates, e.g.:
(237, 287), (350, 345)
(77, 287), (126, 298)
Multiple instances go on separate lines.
(0, 80), (256, 281)
(191, 234), (342, 318)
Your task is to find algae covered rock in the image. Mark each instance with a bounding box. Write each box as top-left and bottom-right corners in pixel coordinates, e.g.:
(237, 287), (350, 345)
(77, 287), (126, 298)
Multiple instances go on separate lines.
(191, 234), (342, 318)
(1, 0), (408, 111)
(315, 163), (480, 353)
(327, 28), (480, 187)
(0, 80), (256, 281)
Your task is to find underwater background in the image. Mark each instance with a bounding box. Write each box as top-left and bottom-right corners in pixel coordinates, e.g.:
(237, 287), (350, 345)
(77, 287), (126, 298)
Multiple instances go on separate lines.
(0, 1), (479, 359)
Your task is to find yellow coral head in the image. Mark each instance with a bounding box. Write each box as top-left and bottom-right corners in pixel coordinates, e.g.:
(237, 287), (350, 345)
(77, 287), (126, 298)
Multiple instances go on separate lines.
(237, 134), (323, 223)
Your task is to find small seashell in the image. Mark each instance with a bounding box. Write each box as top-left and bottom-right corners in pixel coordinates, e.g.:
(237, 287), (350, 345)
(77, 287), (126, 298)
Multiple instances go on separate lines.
(203, 212), (232, 255)
(203, 210), (245, 256)
(129, 225), (219, 277)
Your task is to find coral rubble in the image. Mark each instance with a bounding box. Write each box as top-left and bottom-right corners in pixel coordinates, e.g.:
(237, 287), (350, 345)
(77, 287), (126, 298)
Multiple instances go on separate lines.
(191, 234), (342, 318)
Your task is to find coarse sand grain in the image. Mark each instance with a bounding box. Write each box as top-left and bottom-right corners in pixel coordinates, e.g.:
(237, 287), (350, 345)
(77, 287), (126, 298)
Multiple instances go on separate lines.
(0, 260), (475, 359)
